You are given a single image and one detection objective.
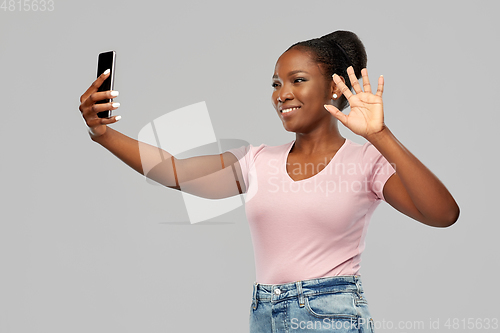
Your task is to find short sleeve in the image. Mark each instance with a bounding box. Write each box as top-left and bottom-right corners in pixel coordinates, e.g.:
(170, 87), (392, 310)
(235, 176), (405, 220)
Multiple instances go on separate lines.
(365, 143), (396, 201)
(225, 145), (252, 192)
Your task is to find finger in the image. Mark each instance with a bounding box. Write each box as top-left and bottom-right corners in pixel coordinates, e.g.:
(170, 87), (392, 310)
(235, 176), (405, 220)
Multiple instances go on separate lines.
(86, 114), (121, 128)
(347, 66), (362, 94)
(361, 68), (372, 94)
(80, 90), (119, 115)
(87, 90), (119, 104)
(324, 104), (348, 127)
(332, 74), (353, 100)
(82, 101), (120, 120)
(102, 115), (121, 124)
(91, 101), (120, 115)
(80, 69), (111, 103)
(376, 75), (384, 97)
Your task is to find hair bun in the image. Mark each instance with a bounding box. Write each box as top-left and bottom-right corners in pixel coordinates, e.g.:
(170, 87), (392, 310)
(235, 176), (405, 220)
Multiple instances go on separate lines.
(320, 31), (367, 78)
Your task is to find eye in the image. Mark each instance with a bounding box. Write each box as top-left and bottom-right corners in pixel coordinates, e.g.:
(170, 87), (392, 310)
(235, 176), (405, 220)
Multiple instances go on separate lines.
(271, 82), (280, 88)
(294, 77), (307, 83)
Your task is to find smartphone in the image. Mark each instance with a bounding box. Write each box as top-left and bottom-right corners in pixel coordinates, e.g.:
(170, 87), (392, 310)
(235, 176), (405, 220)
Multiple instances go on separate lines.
(96, 50), (116, 118)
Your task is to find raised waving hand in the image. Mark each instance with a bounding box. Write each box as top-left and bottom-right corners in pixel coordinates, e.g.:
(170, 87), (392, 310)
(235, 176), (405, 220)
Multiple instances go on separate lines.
(324, 66), (385, 140)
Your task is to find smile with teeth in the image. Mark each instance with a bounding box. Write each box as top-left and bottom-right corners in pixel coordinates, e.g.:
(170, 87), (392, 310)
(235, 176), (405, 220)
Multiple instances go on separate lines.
(281, 107), (300, 113)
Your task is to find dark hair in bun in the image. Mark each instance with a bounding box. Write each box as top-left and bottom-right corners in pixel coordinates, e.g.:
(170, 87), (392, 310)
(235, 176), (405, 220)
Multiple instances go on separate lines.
(286, 30), (367, 111)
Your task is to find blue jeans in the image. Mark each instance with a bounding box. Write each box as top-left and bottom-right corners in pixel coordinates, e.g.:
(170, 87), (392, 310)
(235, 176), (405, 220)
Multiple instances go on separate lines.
(250, 275), (375, 332)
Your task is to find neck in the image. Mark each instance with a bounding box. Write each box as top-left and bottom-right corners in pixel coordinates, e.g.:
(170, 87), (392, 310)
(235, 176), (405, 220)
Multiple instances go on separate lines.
(292, 119), (345, 155)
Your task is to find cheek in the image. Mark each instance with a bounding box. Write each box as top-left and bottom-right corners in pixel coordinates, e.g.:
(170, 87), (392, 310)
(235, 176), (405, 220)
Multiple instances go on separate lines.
(302, 86), (326, 102)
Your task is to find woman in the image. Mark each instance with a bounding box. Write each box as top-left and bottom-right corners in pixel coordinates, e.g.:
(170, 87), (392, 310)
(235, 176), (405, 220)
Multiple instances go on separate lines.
(79, 30), (459, 332)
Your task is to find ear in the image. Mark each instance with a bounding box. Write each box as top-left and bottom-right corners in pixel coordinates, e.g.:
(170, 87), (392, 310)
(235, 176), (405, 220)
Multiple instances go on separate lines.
(329, 75), (346, 101)
(329, 76), (345, 103)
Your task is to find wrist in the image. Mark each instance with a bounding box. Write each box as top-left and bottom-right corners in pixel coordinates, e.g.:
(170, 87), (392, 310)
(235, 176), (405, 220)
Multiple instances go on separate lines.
(88, 128), (98, 140)
(365, 125), (390, 144)
(90, 133), (100, 142)
(89, 128), (108, 144)
(88, 126), (101, 141)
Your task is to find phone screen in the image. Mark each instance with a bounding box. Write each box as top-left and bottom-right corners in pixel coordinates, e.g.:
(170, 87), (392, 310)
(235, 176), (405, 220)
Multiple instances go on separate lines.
(96, 51), (116, 118)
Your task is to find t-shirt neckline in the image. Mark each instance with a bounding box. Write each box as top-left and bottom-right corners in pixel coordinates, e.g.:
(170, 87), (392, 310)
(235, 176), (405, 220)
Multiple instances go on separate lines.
(283, 138), (350, 183)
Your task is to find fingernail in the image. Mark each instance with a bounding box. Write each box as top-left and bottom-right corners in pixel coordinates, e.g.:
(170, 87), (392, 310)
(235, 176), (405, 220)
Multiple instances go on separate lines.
(324, 104), (330, 111)
(110, 91), (119, 97)
(103, 69), (110, 75)
(112, 102), (120, 108)
(115, 115), (121, 121)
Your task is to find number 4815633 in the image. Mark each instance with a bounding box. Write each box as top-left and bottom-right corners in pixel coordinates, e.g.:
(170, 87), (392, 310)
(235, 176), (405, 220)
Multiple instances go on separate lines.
(1, 0), (55, 11)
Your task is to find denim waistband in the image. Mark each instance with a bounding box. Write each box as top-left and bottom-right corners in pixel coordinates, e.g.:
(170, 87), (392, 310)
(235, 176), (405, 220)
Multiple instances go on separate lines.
(251, 275), (364, 309)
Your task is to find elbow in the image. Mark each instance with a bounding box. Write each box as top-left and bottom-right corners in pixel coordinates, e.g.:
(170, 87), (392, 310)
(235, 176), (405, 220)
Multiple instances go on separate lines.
(444, 201), (460, 227)
(432, 203), (460, 228)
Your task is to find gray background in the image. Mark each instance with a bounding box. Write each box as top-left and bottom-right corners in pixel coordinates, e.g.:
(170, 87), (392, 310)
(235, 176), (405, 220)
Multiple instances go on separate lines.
(1, 0), (499, 332)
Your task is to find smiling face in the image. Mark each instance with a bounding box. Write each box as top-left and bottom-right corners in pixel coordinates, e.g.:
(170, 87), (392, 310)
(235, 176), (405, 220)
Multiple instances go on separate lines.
(272, 47), (336, 133)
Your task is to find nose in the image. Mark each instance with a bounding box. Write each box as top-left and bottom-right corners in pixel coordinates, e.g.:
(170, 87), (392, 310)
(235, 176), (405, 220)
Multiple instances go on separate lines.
(277, 85), (294, 103)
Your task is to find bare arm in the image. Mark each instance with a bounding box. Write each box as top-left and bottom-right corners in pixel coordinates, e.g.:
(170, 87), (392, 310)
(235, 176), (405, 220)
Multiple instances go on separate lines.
(91, 127), (145, 174)
(368, 127), (459, 227)
(326, 67), (459, 228)
(92, 127), (245, 198)
(79, 71), (245, 199)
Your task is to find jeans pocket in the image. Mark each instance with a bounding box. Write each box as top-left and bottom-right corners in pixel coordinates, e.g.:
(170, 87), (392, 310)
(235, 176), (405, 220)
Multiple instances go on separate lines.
(304, 292), (358, 319)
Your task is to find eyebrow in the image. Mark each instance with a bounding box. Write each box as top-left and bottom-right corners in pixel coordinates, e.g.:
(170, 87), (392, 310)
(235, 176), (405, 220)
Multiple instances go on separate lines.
(272, 70), (309, 79)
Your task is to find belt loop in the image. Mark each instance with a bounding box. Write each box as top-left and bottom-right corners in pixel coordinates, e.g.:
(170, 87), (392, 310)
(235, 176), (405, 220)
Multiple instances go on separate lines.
(252, 282), (258, 310)
(354, 276), (362, 298)
(295, 281), (305, 308)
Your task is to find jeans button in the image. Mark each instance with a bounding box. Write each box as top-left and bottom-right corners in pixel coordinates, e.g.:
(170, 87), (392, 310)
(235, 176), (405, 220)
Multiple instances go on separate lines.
(274, 288), (281, 295)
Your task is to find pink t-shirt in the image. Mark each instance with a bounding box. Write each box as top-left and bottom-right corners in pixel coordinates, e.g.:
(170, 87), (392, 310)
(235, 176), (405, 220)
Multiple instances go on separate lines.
(226, 139), (396, 284)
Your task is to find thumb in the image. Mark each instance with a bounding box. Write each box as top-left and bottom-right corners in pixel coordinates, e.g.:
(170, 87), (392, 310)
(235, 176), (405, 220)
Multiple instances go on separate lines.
(324, 104), (347, 126)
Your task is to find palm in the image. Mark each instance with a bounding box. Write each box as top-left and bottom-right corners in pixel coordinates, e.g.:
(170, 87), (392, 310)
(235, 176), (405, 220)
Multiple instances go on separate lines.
(343, 91), (384, 137)
(325, 67), (385, 139)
